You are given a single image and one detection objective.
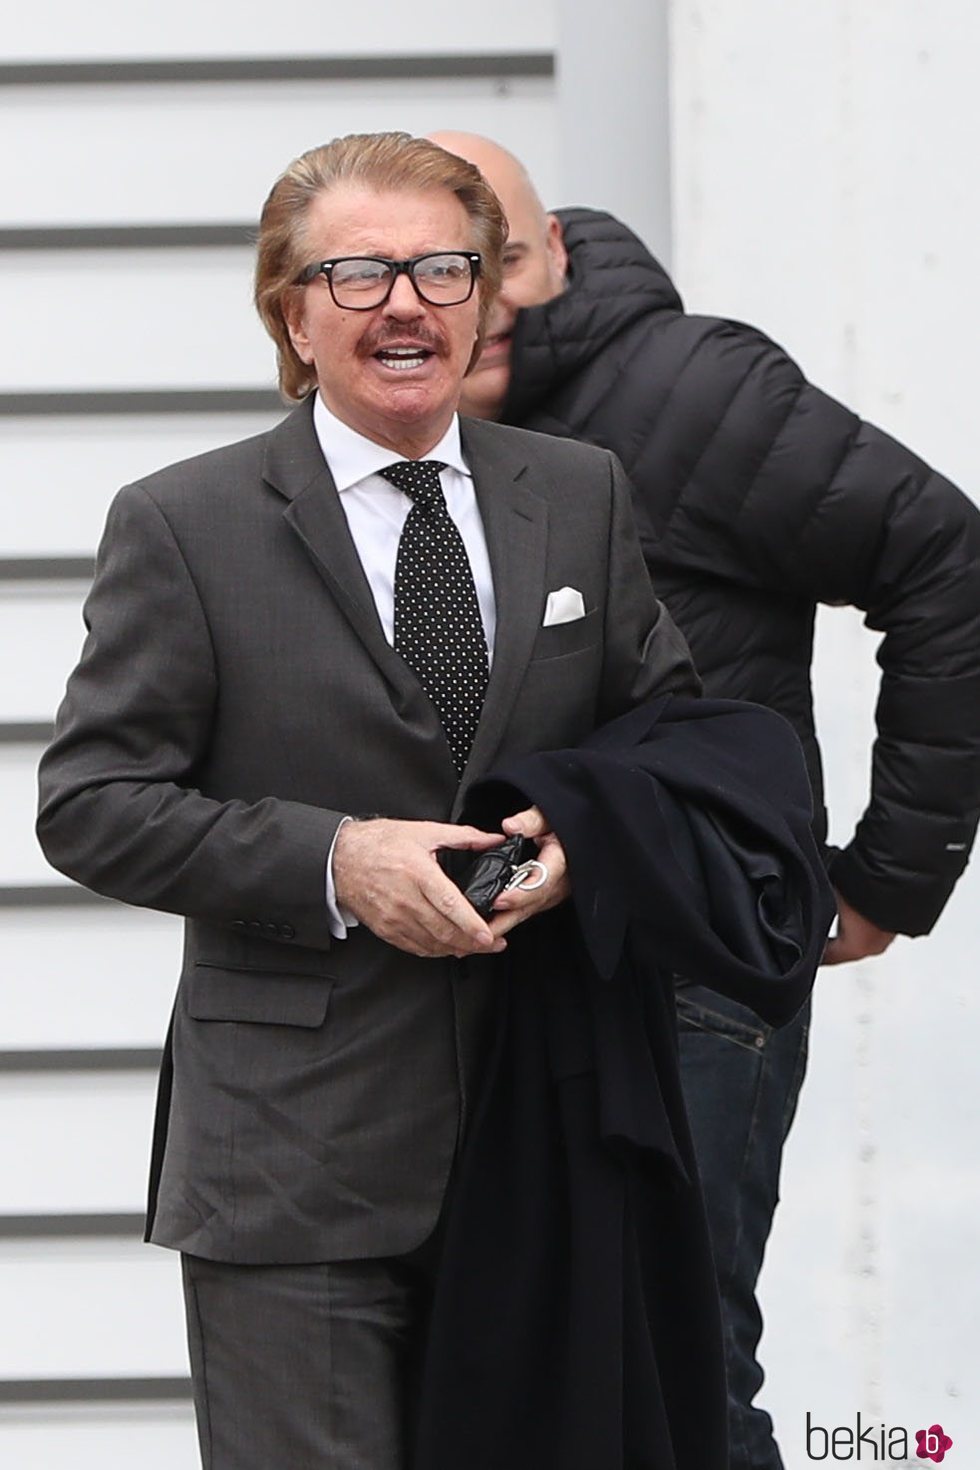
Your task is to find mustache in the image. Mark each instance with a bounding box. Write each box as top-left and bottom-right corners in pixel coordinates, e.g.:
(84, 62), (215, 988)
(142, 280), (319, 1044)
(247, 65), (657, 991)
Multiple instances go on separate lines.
(359, 323), (446, 355)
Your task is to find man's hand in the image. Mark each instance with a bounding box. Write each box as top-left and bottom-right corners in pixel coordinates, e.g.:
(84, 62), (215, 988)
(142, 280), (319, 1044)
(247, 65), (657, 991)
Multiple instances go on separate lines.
(822, 891), (896, 965)
(333, 818), (507, 958)
(488, 805), (571, 939)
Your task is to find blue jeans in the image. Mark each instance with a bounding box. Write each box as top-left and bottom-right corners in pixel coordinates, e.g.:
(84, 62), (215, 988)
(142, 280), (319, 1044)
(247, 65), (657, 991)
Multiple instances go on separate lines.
(676, 983), (811, 1470)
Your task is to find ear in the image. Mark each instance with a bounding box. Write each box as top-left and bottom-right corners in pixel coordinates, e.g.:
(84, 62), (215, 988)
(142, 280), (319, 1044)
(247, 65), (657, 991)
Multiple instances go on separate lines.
(545, 214), (569, 284)
(282, 288), (315, 366)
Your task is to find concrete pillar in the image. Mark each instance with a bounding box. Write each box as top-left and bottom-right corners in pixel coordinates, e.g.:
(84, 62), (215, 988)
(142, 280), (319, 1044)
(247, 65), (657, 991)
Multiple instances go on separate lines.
(556, 0), (672, 263)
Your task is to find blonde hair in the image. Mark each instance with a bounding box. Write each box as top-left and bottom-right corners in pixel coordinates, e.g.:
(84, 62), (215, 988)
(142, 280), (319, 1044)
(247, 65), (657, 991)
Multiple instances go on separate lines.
(255, 131), (507, 401)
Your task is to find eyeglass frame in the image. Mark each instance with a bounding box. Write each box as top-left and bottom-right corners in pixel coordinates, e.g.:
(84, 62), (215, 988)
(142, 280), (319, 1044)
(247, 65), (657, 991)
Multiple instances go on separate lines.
(294, 252), (483, 310)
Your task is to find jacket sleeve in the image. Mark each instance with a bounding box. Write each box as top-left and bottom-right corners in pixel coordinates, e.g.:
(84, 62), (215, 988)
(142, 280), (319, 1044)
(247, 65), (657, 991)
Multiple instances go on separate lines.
(597, 451), (701, 721)
(665, 323), (980, 934)
(36, 483), (344, 950)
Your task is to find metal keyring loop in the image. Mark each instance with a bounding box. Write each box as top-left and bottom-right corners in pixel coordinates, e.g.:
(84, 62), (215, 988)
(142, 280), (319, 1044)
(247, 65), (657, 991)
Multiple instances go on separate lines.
(505, 859), (549, 893)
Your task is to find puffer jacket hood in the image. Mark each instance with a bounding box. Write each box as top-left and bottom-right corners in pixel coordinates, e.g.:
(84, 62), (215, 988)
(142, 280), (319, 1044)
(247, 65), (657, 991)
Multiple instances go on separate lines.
(502, 209), (682, 421)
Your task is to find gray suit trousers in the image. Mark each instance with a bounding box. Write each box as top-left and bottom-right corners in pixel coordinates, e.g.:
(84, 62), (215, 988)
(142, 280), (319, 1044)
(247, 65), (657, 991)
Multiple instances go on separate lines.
(182, 1250), (436, 1470)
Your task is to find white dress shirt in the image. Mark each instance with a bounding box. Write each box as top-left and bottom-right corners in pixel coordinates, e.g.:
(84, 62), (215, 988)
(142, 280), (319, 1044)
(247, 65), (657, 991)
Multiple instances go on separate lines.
(313, 394), (496, 652)
(312, 395), (498, 936)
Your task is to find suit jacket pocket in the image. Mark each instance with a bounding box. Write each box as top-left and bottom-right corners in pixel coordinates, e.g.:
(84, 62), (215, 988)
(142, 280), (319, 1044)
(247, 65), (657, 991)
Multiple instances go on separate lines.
(187, 963), (333, 1028)
(529, 606), (600, 661)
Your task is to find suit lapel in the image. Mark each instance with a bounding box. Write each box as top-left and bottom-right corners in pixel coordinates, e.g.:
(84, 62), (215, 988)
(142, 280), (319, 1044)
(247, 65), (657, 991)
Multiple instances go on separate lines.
(457, 418), (549, 794)
(263, 400), (426, 713)
(262, 403), (550, 785)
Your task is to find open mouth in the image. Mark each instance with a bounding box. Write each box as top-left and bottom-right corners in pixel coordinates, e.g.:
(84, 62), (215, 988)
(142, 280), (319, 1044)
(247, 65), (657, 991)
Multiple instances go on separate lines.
(374, 346), (434, 372)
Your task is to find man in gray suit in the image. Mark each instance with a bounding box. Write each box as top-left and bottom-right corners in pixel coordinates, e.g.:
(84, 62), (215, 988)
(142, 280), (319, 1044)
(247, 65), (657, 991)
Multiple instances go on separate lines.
(36, 132), (697, 1470)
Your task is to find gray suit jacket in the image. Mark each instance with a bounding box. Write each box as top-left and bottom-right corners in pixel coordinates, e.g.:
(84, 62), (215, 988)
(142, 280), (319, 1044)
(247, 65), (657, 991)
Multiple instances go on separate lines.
(37, 398), (697, 1264)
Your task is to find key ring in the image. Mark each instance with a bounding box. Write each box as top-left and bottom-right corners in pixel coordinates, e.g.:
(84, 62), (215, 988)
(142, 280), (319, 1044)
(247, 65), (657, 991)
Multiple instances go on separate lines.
(505, 859), (549, 893)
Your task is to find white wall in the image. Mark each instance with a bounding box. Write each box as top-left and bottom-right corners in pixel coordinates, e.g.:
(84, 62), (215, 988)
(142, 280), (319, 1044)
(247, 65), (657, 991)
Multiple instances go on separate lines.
(4, 1), (556, 60)
(671, 4), (980, 1464)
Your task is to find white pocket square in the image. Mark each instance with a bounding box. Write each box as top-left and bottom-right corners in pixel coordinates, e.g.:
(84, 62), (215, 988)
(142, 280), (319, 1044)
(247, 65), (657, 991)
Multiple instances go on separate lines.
(543, 586), (586, 626)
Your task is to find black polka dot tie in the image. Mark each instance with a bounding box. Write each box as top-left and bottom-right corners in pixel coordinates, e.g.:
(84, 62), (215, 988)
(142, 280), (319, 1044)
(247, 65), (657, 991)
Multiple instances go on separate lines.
(380, 459), (489, 775)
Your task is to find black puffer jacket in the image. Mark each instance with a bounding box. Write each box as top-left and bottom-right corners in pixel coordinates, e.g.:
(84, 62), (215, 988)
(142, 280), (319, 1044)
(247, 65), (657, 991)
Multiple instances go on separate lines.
(500, 209), (980, 935)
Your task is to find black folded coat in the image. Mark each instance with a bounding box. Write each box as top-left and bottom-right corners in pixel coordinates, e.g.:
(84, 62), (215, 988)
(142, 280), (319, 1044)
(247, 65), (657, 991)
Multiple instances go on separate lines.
(414, 695), (836, 1470)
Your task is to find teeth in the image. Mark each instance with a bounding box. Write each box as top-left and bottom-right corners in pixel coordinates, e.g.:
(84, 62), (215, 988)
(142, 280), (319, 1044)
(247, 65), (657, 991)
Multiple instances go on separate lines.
(379, 353), (426, 371)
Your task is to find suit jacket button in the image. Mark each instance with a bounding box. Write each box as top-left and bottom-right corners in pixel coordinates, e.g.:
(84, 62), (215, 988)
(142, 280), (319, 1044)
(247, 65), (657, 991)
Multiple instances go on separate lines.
(281, 924), (296, 940)
(247, 921), (263, 933)
(264, 923), (279, 937)
(231, 920), (247, 932)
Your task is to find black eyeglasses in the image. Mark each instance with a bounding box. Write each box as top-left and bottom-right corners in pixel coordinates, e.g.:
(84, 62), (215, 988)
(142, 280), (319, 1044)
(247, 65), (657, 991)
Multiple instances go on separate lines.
(295, 252), (482, 310)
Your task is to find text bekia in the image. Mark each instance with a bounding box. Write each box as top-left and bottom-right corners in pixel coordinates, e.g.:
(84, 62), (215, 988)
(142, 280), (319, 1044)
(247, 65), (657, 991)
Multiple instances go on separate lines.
(806, 1413), (954, 1461)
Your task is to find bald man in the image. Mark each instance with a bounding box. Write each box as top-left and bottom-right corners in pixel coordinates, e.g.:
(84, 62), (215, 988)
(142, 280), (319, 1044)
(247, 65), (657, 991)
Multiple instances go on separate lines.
(429, 134), (568, 422)
(430, 132), (980, 1470)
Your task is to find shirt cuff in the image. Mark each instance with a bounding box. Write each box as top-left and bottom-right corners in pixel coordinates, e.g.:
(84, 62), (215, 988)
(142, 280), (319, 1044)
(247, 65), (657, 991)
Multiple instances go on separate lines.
(325, 816), (359, 939)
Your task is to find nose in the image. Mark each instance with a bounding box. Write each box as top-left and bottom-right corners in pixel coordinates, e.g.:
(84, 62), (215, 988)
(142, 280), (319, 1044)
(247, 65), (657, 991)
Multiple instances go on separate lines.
(382, 271), (426, 321)
(496, 256), (523, 305)
(488, 280), (516, 331)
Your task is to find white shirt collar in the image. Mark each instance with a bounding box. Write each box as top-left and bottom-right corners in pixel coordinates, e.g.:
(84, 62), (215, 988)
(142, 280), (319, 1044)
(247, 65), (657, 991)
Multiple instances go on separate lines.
(312, 393), (470, 492)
